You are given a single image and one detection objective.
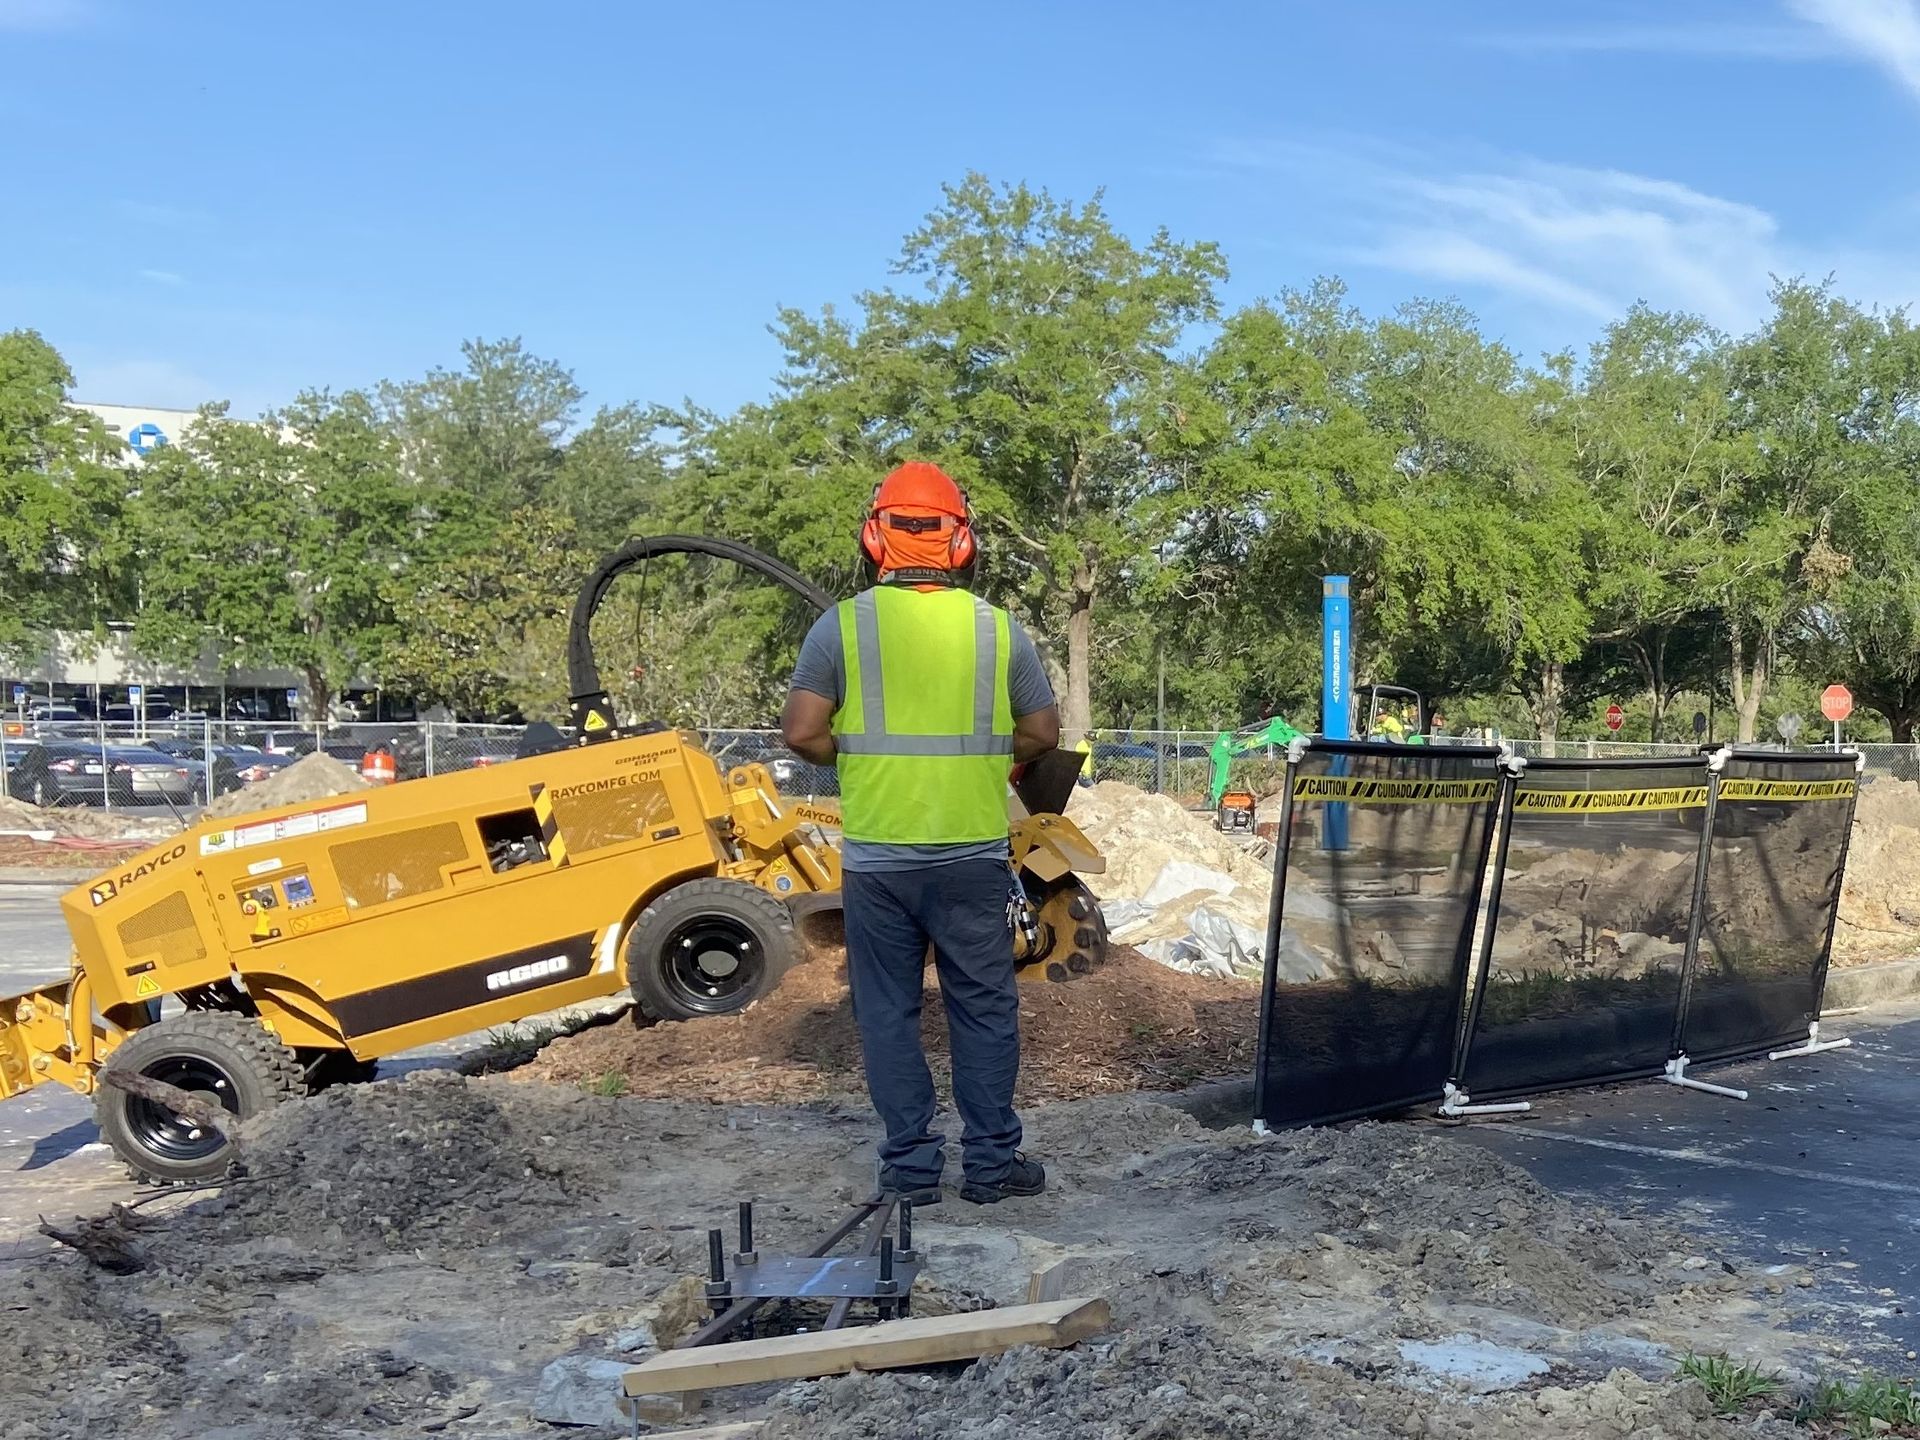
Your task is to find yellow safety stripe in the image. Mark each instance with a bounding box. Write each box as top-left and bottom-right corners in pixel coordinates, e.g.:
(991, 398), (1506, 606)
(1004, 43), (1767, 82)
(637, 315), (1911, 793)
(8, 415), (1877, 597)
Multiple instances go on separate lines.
(1515, 785), (1707, 813)
(1718, 778), (1857, 802)
(529, 782), (570, 867)
(1292, 775), (1498, 805)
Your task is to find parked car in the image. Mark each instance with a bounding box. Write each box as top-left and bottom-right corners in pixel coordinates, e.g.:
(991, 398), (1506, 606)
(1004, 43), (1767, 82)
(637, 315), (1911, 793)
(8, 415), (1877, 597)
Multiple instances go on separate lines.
(1, 737), (40, 797)
(9, 741), (196, 807)
(146, 738), (295, 801)
(29, 705), (83, 735)
(766, 753), (839, 798)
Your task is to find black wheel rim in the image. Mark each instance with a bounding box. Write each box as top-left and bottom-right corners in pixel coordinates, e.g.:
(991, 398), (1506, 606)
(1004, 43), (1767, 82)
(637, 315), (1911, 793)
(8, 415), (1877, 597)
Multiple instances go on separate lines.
(123, 1056), (241, 1163)
(658, 915), (766, 1014)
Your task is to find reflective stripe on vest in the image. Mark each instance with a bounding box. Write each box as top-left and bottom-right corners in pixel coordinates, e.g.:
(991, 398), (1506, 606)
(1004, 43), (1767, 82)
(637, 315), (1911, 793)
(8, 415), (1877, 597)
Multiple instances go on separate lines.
(830, 587), (1015, 844)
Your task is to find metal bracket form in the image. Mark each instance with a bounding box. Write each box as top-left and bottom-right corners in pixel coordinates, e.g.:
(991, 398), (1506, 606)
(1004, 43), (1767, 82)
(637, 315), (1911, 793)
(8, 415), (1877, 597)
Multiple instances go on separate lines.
(1769, 1021), (1853, 1062)
(1251, 1118), (1272, 1138)
(1663, 1054), (1748, 1101)
(1437, 1081), (1531, 1118)
(1286, 735), (1312, 766)
(683, 1193), (919, 1353)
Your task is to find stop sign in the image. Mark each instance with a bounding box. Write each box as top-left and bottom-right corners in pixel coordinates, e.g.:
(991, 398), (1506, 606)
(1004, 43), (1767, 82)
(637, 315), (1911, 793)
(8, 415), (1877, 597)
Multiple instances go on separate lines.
(1821, 684), (1854, 722)
(1605, 703), (1625, 732)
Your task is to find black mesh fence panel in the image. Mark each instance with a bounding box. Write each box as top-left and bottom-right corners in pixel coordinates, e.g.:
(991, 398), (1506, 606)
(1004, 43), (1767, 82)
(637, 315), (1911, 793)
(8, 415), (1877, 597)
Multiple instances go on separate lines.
(1457, 757), (1711, 1099)
(1255, 741), (1501, 1128)
(1679, 752), (1858, 1062)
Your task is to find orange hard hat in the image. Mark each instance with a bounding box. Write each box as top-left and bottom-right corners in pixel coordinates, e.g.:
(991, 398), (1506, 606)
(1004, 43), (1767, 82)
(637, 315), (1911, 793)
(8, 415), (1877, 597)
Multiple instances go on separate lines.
(874, 461), (967, 519)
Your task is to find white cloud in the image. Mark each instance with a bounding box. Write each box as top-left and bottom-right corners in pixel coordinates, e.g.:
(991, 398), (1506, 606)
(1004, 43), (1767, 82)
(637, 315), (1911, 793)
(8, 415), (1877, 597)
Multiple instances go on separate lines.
(74, 358), (222, 410)
(1787, 0), (1920, 99)
(0, 0), (95, 30)
(1209, 139), (1920, 340)
(137, 268), (185, 287)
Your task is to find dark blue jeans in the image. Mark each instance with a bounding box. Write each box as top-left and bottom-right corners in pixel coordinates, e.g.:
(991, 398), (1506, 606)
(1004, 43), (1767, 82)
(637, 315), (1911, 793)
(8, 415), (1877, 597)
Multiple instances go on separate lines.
(841, 859), (1023, 1188)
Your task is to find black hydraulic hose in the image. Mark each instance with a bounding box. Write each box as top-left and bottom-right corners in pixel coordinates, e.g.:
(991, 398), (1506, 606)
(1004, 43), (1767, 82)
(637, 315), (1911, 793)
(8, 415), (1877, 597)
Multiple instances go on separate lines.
(565, 533), (835, 738)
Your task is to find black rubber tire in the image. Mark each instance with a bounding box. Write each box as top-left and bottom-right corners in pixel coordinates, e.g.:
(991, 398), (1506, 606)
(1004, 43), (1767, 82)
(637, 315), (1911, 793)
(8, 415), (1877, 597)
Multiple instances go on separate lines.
(94, 1012), (304, 1184)
(626, 878), (798, 1022)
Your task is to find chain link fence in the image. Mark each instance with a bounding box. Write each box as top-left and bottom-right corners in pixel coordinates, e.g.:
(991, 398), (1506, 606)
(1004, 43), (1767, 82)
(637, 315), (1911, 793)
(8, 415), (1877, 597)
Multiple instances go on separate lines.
(7, 716), (1919, 813)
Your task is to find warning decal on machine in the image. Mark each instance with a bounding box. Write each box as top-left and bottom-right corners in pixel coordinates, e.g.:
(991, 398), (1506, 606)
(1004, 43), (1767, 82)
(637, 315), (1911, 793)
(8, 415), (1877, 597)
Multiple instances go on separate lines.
(201, 801), (369, 856)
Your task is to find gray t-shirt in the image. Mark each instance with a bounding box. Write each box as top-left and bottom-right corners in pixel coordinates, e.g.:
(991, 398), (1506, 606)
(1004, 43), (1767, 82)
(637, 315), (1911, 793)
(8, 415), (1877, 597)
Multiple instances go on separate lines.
(788, 594), (1056, 872)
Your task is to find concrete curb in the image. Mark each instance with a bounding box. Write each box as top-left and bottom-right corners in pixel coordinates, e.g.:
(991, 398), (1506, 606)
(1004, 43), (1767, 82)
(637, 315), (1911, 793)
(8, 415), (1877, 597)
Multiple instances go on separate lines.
(1826, 957), (1920, 1010)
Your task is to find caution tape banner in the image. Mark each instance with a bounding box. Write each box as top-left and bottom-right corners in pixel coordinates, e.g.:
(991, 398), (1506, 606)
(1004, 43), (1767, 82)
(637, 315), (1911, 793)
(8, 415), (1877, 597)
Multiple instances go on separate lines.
(1292, 775), (1498, 805)
(1718, 777), (1857, 803)
(1515, 785), (1708, 813)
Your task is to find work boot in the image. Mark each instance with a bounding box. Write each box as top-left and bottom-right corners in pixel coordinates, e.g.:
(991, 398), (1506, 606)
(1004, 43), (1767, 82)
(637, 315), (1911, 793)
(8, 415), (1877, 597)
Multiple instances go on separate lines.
(879, 1173), (942, 1207)
(960, 1155), (1046, 1205)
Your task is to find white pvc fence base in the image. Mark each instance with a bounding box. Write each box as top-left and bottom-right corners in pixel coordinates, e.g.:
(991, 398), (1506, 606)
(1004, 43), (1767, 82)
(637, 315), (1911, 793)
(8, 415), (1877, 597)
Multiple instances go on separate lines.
(1769, 1021), (1853, 1062)
(1662, 1054), (1749, 1102)
(1436, 1082), (1531, 1118)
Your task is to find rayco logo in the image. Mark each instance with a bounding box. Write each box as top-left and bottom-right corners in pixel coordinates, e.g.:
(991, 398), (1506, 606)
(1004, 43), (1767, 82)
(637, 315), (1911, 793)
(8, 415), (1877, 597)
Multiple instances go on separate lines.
(88, 843), (188, 907)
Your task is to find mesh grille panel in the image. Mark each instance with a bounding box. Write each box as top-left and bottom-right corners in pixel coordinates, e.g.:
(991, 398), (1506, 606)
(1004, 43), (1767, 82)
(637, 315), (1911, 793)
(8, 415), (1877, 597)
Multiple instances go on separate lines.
(332, 823), (467, 911)
(118, 891), (207, 969)
(552, 778), (672, 854)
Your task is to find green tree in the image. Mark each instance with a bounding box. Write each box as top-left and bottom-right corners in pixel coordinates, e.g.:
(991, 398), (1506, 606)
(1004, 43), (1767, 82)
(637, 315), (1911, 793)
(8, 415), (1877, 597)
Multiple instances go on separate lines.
(664, 176), (1228, 739)
(132, 392), (414, 717)
(0, 330), (130, 662)
(1796, 304), (1920, 738)
(1717, 282), (1880, 741)
(378, 505), (587, 720)
(1576, 308), (1750, 739)
(377, 338), (583, 556)
(547, 402), (672, 539)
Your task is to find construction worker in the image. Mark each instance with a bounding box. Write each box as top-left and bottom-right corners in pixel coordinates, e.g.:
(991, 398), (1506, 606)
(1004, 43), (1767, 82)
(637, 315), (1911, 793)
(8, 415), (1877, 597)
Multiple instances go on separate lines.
(781, 461), (1060, 1206)
(1072, 734), (1093, 786)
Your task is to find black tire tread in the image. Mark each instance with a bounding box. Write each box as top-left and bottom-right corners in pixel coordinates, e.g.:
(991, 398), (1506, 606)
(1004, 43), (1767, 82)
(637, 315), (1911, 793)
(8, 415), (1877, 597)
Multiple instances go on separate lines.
(97, 1011), (305, 1185)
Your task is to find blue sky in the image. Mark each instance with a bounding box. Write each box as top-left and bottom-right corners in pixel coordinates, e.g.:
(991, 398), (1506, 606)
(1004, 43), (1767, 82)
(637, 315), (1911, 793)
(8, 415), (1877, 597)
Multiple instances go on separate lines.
(6, 0), (1920, 418)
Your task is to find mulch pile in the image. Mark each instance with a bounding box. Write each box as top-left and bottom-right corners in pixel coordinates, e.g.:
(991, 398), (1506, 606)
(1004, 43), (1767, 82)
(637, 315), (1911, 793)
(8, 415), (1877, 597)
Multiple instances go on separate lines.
(525, 945), (1258, 1104)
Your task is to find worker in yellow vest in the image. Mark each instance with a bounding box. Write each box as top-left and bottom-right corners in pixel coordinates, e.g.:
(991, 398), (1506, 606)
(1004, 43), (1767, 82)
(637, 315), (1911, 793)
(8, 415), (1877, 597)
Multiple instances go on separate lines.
(782, 462), (1060, 1206)
(1072, 735), (1093, 785)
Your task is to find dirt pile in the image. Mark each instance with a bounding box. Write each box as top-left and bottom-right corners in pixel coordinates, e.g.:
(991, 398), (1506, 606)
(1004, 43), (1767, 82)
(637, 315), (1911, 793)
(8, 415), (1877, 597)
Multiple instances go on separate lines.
(764, 1326), (1756, 1440)
(1192, 1120), (1683, 1326)
(1069, 781), (1273, 897)
(1067, 781), (1299, 980)
(528, 946), (1258, 1101)
(203, 751), (368, 818)
(1837, 776), (1920, 958)
(214, 1072), (608, 1259)
(1494, 845), (1697, 976)
(0, 794), (177, 843)
(0, 833), (146, 871)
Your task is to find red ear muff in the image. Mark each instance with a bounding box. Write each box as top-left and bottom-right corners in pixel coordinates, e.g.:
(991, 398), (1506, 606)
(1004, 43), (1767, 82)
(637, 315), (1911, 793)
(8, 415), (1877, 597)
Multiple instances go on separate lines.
(949, 519), (976, 569)
(860, 516), (888, 566)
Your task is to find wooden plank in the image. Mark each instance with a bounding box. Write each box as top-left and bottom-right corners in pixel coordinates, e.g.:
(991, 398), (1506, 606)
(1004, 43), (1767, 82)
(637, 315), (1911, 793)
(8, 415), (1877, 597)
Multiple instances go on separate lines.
(622, 1297), (1112, 1396)
(1024, 1256), (1092, 1306)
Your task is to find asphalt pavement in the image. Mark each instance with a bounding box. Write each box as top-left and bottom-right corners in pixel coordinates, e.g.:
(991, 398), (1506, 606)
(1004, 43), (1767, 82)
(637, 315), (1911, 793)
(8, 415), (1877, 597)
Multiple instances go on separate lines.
(1457, 1001), (1920, 1364)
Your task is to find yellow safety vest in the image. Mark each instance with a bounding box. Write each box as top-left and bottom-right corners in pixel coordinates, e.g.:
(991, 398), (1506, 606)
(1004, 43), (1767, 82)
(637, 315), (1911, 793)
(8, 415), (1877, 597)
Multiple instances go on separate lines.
(831, 587), (1015, 844)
